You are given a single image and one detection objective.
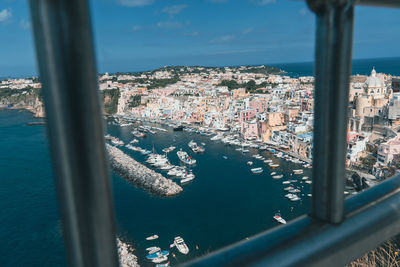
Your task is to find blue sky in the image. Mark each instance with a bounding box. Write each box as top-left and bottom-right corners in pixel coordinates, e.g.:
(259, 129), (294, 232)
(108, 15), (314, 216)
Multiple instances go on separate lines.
(0, 0), (399, 77)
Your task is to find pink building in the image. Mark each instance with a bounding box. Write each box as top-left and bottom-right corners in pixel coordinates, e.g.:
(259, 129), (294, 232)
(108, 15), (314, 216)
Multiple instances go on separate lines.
(241, 120), (259, 140)
(249, 99), (267, 114)
(239, 109), (255, 123)
(377, 135), (400, 165)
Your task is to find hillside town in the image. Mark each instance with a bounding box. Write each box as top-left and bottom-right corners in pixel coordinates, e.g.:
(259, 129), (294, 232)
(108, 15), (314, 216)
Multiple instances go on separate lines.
(2, 65), (400, 181)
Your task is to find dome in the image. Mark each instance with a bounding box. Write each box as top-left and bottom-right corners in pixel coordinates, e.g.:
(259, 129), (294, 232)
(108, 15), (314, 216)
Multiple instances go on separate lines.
(365, 67), (382, 88)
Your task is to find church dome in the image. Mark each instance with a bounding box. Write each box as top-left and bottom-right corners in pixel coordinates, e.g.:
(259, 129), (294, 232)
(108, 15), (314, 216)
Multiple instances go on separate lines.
(365, 67), (383, 88)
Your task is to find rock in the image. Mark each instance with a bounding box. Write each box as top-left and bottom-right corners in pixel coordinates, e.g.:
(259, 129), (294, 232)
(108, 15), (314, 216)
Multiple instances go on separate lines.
(106, 144), (183, 196)
(117, 238), (139, 267)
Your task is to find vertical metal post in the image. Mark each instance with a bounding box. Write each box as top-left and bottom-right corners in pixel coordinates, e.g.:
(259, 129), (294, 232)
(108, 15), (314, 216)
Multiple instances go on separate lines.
(307, 0), (355, 224)
(29, 1), (119, 267)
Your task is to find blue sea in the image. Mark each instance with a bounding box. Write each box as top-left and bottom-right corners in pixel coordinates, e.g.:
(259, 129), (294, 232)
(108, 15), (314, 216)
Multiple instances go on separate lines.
(1, 57), (399, 266)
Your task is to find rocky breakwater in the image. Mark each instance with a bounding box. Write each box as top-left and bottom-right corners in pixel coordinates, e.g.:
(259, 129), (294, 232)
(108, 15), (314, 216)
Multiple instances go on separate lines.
(106, 144), (183, 196)
(117, 238), (139, 267)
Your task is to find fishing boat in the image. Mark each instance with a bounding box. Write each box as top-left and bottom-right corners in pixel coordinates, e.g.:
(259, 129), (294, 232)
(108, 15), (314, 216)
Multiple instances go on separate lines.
(251, 167), (263, 174)
(146, 235), (159, 241)
(273, 175), (284, 179)
(273, 213), (287, 224)
(174, 236), (189, 254)
(177, 149), (196, 165)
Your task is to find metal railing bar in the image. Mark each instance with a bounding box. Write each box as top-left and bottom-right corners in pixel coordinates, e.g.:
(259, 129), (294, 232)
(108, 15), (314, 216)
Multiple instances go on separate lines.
(357, 0), (400, 8)
(184, 174), (400, 266)
(29, 1), (119, 267)
(308, 0), (355, 224)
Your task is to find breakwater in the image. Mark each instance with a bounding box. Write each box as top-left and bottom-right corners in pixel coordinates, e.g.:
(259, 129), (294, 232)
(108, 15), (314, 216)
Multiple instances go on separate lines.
(118, 238), (139, 267)
(106, 144), (183, 196)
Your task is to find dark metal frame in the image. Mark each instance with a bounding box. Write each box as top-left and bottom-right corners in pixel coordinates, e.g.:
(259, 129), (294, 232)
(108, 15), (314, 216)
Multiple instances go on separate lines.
(28, 0), (399, 266)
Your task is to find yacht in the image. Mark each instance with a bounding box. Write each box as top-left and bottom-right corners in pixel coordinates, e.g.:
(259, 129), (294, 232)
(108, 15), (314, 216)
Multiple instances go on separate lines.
(174, 236), (189, 254)
(177, 149), (196, 165)
(273, 213), (287, 224)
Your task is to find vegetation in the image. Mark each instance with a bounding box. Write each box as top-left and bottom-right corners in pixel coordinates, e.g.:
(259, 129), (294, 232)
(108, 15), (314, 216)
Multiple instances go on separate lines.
(128, 95), (141, 108)
(360, 155), (377, 168)
(101, 89), (120, 114)
(348, 239), (400, 267)
(217, 79), (270, 93)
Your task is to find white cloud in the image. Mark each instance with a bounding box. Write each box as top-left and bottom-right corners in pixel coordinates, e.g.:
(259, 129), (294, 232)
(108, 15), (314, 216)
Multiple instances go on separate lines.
(162, 4), (188, 18)
(132, 25), (143, 31)
(250, 0), (276, 6)
(117, 0), (154, 7)
(0, 8), (12, 23)
(20, 19), (30, 30)
(241, 27), (253, 34)
(210, 35), (236, 44)
(299, 7), (308, 16)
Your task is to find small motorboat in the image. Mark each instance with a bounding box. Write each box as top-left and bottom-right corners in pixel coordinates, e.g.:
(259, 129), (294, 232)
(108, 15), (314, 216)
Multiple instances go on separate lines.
(146, 250), (169, 260)
(174, 236), (189, 254)
(273, 175), (283, 179)
(222, 155), (228, 159)
(251, 167), (263, 174)
(247, 161), (253, 166)
(271, 172), (276, 175)
(152, 255), (169, 263)
(269, 164), (280, 168)
(273, 213), (287, 224)
(282, 181), (291, 184)
(146, 235), (159, 241)
(293, 169), (304, 175)
(146, 246), (160, 252)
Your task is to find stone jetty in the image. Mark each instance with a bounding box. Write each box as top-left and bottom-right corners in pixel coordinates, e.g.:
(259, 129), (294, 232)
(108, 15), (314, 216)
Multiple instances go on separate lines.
(106, 144), (183, 196)
(117, 238), (139, 267)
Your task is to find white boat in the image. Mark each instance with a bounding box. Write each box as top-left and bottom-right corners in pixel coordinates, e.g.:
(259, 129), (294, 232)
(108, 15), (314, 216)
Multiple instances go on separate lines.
(251, 167), (263, 174)
(247, 161), (253, 166)
(177, 149), (196, 165)
(181, 176), (195, 184)
(146, 246), (160, 252)
(269, 163), (280, 168)
(273, 213), (287, 224)
(273, 175), (283, 179)
(305, 180), (312, 184)
(271, 172), (276, 175)
(293, 169), (304, 175)
(148, 247), (161, 254)
(222, 155), (228, 159)
(174, 236), (189, 254)
(282, 181), (291, 184)
(146, 235), (159, 240)
(152, 255), (168, 263)
(302, 176), (309, 180)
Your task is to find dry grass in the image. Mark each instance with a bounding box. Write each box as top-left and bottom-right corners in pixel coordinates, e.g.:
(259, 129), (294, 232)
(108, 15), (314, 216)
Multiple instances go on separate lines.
(347, 240), (400, 267)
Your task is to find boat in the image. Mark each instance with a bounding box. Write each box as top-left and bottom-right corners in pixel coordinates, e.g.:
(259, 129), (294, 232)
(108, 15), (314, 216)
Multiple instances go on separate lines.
(156, 262), (170, 267)
(174, 236), (189, 254)
(269, 164), (280, 168)
(146, 250), (169, 260)
(152, 255), (168, 264)
(273, 175), (284, 179)
(181, 176), (195, 184)
(146, 246), (160, 252)
(222, 155), (228, 159)
(247, 161), (253, 166)
(271, 172), (276, 175)
(177, 149), (196, 165)
(302, 176), (309, 180)
(273, 213), (287, 224)
(282, 181), (291, 184)
(148, 247), (161, 254)
(284, 186), (294, 191)
(188, 140), (205, 153)
(293, 169), (304, 175)
(146, 235), (159, 240)
(305, 180), (312, 184)
(173, 125), (183, 131)
(242, 149), (249, 153)
(251, 167), (263, 174)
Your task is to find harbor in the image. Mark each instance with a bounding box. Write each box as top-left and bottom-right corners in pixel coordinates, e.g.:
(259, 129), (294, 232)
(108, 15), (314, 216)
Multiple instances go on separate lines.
(107, 117), (314, 266)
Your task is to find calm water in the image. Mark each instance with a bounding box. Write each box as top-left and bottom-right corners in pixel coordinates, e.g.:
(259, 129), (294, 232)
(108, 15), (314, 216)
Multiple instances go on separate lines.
(0, 110), (311, 266)
(272, 57), (400, 77)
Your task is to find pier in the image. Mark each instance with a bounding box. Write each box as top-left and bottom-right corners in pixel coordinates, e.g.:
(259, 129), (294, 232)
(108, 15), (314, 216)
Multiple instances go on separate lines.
(106, 144), (183, 196)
